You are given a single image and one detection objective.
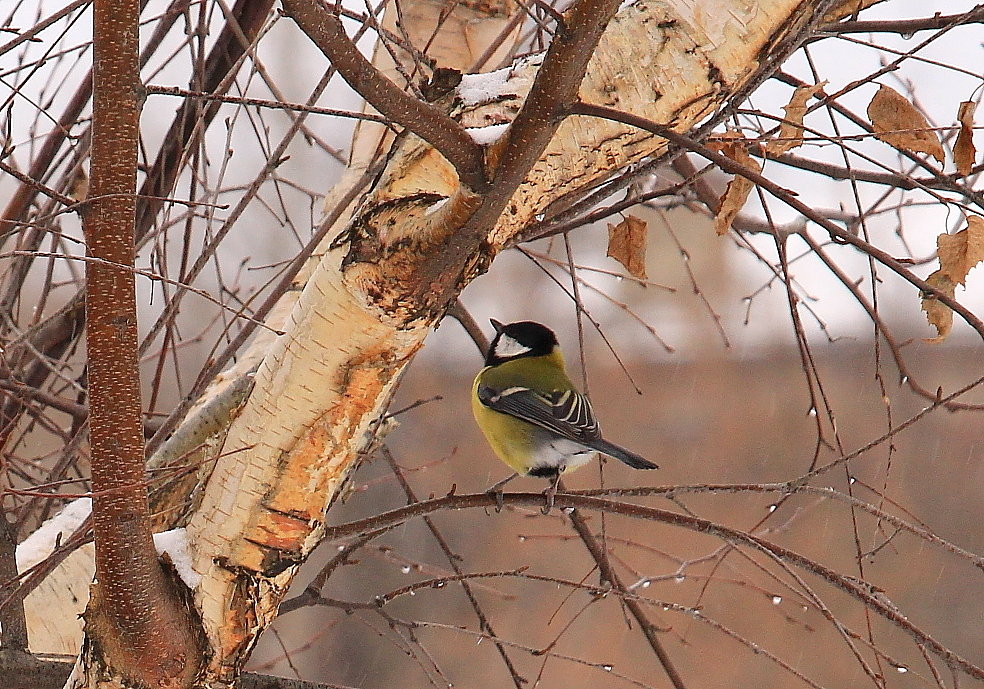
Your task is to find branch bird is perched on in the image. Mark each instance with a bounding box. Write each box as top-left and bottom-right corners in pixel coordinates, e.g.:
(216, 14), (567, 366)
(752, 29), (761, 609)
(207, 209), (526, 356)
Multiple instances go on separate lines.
(472, 320), (657, 510)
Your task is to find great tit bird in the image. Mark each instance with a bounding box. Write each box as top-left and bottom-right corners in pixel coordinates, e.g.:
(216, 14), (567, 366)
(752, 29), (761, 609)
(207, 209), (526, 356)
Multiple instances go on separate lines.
(472, 320), (657, 506)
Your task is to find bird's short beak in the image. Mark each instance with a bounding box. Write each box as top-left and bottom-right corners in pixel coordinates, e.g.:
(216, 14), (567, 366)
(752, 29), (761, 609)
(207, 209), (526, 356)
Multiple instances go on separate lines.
(490, 318), (504, 333)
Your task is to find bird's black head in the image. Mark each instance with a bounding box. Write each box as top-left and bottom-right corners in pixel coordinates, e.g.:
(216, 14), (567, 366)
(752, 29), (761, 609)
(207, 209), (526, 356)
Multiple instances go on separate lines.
(485, 320), (559, 365)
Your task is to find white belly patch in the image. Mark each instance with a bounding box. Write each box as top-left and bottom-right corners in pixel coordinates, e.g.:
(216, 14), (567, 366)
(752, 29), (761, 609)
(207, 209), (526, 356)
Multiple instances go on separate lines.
(530, 437), (595, 474)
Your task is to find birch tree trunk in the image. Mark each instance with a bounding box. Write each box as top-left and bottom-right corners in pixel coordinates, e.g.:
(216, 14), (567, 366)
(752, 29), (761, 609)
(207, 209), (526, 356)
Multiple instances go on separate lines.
(21, 0), (842, 684)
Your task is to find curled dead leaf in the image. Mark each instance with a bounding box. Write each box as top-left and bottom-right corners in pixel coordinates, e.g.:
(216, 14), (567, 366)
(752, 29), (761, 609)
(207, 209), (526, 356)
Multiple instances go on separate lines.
(867, 84), (945, 165)
(921, 216), (983, 342)
(920, 270), (956, 343)
(767, 82), (827, 155)
(937, 215), (984, 286)
(607, 214), (648, 279)
(953, 100), (977, 177)
(70, 167), (89, 202)
(709, 133), (761, 235)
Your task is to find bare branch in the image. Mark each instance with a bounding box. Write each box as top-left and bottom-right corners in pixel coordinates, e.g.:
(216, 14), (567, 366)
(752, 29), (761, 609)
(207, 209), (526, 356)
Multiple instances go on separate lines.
(569, 101), (984, 341)
(323, 490), (984, 680)
(281, 0), (487, 191)
(821, 7), (984, 36)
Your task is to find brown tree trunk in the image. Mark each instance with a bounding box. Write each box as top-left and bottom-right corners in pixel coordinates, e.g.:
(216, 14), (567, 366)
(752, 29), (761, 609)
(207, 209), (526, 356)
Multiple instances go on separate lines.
(77, 1), (201, 686)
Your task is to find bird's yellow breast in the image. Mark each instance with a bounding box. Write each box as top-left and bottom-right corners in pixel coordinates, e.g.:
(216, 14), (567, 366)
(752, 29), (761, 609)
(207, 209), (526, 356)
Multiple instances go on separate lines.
(472, 351), (570, 475)
(471, 381), (536, 474)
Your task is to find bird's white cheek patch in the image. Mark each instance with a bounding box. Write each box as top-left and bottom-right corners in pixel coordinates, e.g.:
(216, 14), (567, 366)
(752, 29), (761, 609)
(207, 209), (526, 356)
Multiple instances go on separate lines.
(494, 335), (531, 359)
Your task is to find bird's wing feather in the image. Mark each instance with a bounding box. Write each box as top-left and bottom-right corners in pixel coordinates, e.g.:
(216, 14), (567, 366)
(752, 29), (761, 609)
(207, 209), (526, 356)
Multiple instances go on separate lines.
(477, 385), (600, 442)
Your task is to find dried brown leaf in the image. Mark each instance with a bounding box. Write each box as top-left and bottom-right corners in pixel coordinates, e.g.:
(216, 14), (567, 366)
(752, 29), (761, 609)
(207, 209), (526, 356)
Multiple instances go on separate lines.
(937, 215), (984, 286)
(767, 82), (827, 155)
(607, 214), (648, 279)
(710, 134), (761, 236)
(69, 167), (89, 202)
(953, 100), (977, 177)
(920, 270), (956, 343)
(867, 84), (945, 165)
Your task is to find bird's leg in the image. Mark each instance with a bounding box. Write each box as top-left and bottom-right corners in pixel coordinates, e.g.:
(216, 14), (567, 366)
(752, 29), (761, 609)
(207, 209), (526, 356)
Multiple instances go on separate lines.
(485, 473), (518, 513)
(541, 471), (561, 515)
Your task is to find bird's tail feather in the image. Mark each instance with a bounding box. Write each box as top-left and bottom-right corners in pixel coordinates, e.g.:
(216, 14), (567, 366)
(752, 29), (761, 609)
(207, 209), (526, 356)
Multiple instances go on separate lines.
(587, 439), (658, 470)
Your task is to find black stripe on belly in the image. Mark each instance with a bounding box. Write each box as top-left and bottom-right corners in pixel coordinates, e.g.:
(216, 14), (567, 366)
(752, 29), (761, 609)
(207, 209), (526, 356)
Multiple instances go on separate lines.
(529, 465), (560, 478)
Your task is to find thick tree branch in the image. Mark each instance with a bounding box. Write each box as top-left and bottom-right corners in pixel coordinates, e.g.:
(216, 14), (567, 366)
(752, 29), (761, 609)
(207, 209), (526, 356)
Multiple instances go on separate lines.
(281, 0), (487, 191)
(81, 1), (201, 685)
(487, 0), (624, 197)
(394, 0), (627, 313)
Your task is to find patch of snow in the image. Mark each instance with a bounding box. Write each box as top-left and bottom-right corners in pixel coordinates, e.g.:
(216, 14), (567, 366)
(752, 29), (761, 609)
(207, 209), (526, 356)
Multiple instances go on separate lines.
(16, 498), (91, 573)
(154, 528), (202, 589)
(457, 67), (512, 106)
(465, 123), (510, 146)
(16, 501), (203, 589)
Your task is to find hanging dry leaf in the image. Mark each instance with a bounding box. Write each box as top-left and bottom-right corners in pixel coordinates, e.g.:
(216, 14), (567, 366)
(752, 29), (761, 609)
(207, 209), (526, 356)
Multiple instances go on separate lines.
(607, 214), (648, 279)
(867, 84), (945, 165)
(953, 100), (977, 177)
(920, 270), (956, 343)
(767, 82), (827, 155)
(715, 172), (758, 236)
(937, 215), (984, 286)
(69, 167), (89, 202)
(709, 133), (761, 235)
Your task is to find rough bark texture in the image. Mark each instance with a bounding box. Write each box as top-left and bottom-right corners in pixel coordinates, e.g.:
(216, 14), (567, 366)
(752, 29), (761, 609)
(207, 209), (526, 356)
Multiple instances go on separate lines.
(78, 0), (202, 686)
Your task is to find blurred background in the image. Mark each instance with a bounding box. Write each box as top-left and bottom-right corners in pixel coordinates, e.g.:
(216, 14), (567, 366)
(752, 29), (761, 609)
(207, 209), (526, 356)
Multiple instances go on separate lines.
(244, 207), (984, 688)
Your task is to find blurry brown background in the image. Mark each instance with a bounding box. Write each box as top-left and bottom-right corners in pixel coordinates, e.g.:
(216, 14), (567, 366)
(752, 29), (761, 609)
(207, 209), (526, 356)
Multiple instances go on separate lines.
(244, 211), (984, 689)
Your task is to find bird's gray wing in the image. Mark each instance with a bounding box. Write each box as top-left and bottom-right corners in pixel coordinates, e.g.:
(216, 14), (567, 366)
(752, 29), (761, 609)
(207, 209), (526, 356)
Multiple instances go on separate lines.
(476, 385), (600, 442)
